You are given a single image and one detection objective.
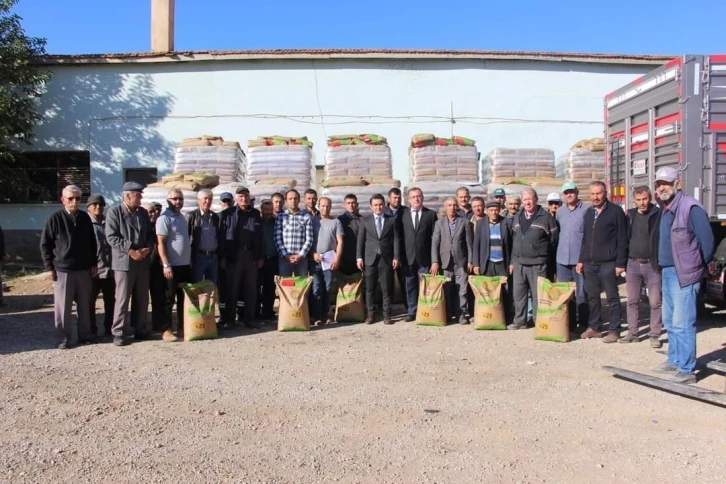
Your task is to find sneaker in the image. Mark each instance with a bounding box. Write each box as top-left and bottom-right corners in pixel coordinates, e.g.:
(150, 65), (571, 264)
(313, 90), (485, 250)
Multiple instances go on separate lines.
(506, 322), (527, 330)
(651, 362), (676, 374)
(113, 337), (127, 347)
(668, 371), (696, 384)
(162, 330), (179, 342)
(619, 334), (639, 344)
(581, 328), (603, 339)
(603, 331), (620, 344)
(404, 315), (415, 323)
(649, 337), (662, 349)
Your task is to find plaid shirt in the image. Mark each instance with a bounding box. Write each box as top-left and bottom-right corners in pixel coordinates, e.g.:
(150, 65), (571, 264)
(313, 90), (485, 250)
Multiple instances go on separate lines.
(274, 209), (313, 258)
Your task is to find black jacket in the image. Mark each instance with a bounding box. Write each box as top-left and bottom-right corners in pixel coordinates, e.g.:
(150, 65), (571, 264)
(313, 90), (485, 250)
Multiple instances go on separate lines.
(626, 205), (660, 272)
(472, 215), (511, 271)
(399, 206), (437, 267)
(219, 206), (262, 262)
(40, 209), (97, 272)
(338, 211), (362, 274)
(510, 206), (558, 265)
(185, 209), (221, 256)
(0, 224), (5, 258)
(579, 201), (628, 267)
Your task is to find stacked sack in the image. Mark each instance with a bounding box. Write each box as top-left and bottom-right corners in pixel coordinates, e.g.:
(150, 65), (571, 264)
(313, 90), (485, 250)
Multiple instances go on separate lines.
(482, 148), (562, 205)
(409, 134), (480, 183)
(322, 134), (399, 216)
(556, 138), (606, 203)
(246, 136), (315, 193)
(144, 172), (220, 215)
(173, 135), (247, 184)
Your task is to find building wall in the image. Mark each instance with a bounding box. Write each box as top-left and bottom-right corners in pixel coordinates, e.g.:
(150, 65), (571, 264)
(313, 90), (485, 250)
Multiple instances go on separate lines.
(0, 57), (653, 262)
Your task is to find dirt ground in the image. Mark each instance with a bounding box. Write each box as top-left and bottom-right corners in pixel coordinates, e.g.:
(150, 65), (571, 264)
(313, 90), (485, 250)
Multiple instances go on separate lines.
(1, 273), (725, 483)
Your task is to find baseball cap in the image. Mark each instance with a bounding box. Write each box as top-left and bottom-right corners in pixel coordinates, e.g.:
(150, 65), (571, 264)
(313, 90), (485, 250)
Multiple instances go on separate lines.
(547, 192), (561, 203)
(655, 166), (679, 183)
(561, 181), (578, 192)
(219, 192), (233, 201)
(492, 188), (506, 197)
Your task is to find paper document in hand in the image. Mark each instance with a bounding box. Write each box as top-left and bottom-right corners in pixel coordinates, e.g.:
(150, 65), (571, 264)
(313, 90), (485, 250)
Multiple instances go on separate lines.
(321, 250), (336, 270)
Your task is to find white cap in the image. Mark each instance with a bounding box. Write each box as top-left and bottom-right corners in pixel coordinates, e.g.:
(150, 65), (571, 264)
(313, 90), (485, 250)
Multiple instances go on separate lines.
(546, 192), (561, 203)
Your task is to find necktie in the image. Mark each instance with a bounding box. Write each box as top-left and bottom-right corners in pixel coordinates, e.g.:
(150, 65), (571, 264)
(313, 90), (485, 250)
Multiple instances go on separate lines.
(414, 210), (420, 230)
(376, 216), (383, 237)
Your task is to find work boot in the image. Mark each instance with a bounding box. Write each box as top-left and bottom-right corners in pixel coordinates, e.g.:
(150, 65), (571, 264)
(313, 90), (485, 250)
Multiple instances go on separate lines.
(649, 337), (662, 349)
(651, 362), (676, 374)
(603, 331), (620, 343)
(619, 334), (639, 343)
(506, 322), (527, 330)
(459, 317), (470, 325)
(668, 371), (696, 384)
(581, 328), (602, 339)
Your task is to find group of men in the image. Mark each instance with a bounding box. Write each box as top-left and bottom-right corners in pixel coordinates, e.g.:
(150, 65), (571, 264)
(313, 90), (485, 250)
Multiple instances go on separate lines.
(39, 165), (713, 384)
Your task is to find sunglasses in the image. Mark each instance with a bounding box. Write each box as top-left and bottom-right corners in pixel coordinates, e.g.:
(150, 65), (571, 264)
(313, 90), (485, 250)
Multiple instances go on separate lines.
(66, 196), (81, 201)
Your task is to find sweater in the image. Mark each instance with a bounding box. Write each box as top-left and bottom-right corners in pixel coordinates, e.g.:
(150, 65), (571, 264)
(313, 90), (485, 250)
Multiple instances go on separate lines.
(40, 209), (97, 272)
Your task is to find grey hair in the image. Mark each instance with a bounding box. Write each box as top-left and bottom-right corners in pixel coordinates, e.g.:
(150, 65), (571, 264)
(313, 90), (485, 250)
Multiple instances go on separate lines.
(509, 194), (521, 202)
(167, 188), (183, 198)
(197, 189), (213, 199)
(443, 196), (457, 206)
(318, 196), (332, 205)
(590, 180), (607, 192)
(62, 185), (82, 195)
(521, 187), (538, 201)
(456, 186), (471, 196)
(141, 202), (154, 211)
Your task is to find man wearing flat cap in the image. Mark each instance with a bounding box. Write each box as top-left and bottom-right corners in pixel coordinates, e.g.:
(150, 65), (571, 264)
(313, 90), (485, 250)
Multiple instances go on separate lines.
(87, 194), (115, 339)
(105, 182), (155, 346)
(650, 166), (714, 384)
(219, 186), (263, 329)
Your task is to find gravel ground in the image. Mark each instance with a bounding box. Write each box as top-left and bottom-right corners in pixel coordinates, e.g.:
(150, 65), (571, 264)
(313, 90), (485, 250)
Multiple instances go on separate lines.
(1, 274), (726, 483)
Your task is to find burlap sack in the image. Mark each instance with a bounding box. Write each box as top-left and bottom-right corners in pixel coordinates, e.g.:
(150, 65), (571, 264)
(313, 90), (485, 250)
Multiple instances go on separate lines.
(181, 281), (218, 341)
(321, 177), (368, 188)
(468, 275), (508, 330)
(254, 178), (297, 187)
(248, 140), (266, 147)
(161, 173), (185, 183)
(334, 273), (366, 322)
(534, 277), (576, 343)
(167, 180), (200, 191)
(221, 141), (242, 149)
(416, 274), (450, 326)
(183, 173), (220, 188)
(361, 177), (400, 187)
(201, 135), (223, 141)
(179, 139), (212, 147)
(276, 276), (314, 331)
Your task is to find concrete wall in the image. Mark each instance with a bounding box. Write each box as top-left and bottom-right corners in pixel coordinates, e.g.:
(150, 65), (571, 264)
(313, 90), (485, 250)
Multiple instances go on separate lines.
(0, 57), (654, 262)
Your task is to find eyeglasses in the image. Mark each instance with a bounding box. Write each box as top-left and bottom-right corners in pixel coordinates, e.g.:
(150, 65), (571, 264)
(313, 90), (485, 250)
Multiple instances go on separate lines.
(168, 197), (183, 201)
(66, 196), (81, 201)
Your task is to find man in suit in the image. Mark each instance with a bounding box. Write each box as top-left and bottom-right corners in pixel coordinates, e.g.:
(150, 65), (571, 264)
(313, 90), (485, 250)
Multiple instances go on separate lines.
(356, 194), (400, 325)
(432, 197), (474, 324)
(384, 187), (407, 312)
(400, 187), (437, 322)
(105, 182), (155, 346)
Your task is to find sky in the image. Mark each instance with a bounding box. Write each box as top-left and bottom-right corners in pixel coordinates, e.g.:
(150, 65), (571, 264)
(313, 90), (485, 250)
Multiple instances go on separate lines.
(13, 0), (726, 56)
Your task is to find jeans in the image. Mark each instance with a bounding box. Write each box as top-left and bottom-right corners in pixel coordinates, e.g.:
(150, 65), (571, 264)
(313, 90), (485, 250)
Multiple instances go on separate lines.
(403, 264), (430, 317)
(192, 254), (218, 285)
(557, 263), (589, 328)
(310, 266), (334, 321)
(279, 255), (309, 277)
(662, 267), (699, 374)
(583, 261), (621, 332)
(625, 260), (662, 337)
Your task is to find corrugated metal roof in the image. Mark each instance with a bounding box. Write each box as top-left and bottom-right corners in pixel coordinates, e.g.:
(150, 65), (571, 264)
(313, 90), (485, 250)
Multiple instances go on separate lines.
(37, 48), (676, 66)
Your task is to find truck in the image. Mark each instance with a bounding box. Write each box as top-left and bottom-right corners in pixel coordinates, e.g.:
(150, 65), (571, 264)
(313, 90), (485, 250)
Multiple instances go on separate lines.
(604, 54), (726, 308)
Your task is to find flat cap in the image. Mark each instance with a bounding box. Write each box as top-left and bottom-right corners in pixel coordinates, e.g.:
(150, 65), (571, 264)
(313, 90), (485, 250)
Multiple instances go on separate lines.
(655, 166), (679, 183)
(492, 188), (506, 197)
(235, 186), (250, 194)
(219, 192), (234, 201)
(87, 194), (106, 206)
(122, 181), (144, 193)
(485, 200), (501, 209)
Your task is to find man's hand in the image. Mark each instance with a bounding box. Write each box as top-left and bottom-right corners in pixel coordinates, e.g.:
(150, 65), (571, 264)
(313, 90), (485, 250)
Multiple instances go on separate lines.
(330, 259), (340, 271)
(467, 263), (473, 274)
(285, 255), (294, 263)
(392, 259), (399, 270)
(257, 259), (264, 269)
(129, 249), (142, 261)
(356, 260), (364, 271)
(615, 267), (625, 277)
(430, 262), (440, 276)
(163, 266), (173, 280)
(91, 266), (98, 278)
(45, 270), (57, 282)
(576, 262), (584, 274)
(508, 265), (514, 275)
(139, 248), (151, 259)
(313, 253), (322, 263)
(473, 266), (481, 275)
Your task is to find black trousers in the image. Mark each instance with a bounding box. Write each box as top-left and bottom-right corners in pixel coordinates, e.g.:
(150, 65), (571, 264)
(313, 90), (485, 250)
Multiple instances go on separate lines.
(365, 259), (393, 317)
(224, 251), (258, 324)
(163, 265), (191, 334)
(90, 275), (116, 336)
(258, 256), (278, 318)
(583, 261), (621, 332)
(149, 263), (166, 331)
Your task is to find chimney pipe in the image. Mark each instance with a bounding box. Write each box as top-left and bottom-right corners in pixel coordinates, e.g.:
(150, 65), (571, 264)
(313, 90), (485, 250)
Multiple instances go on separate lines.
(151, 0), (175, 52)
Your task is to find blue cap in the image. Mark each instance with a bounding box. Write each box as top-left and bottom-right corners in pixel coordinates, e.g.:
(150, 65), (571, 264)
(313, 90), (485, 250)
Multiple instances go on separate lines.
(492, 188), (506, 197)
(122, 182), (144, 193)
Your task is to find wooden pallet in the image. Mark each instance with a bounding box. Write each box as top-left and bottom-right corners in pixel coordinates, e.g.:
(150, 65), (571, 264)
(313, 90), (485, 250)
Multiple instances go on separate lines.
(602, 366), (726, 407)
(706, 360), (726, 394)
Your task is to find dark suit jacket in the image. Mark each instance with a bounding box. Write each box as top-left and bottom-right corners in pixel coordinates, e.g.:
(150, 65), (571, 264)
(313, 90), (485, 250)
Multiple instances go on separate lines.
(432, 215), (473, 268)
(472, 215), (511, 272)
(400, 206), (437, 267)
(356, 213), (400, 266)
(185, 209), (221, 255)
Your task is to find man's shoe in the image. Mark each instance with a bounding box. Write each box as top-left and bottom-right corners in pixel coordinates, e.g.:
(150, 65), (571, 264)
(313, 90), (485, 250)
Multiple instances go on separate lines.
(649, 337), (662, 349)
(603, 331), (620, 343)
(383, 316), (394, 325)
(506, 322), (527, 330)
(113, 337), (127, 347)
(651, 362), (677, 374)
(79, 336), (98, 345)
(312, 320), (322, 327)
(405, 315), (415, 322)
(668, 371), (696, 384)
(162, 330), (180, 342)
(364, 316), (374, 325)
(219, 321), (234, 330)
(243, 321), (262, 329)
(57, 342), (70, 350)
(581, 328), (602, 339)
(619, 334), (639, 343)
(459, 317), (470, 325)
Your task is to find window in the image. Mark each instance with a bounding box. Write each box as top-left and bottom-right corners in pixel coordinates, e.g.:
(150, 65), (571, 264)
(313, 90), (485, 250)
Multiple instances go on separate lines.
(1, 151), (91, 204)
(124, 168), (158, 188)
